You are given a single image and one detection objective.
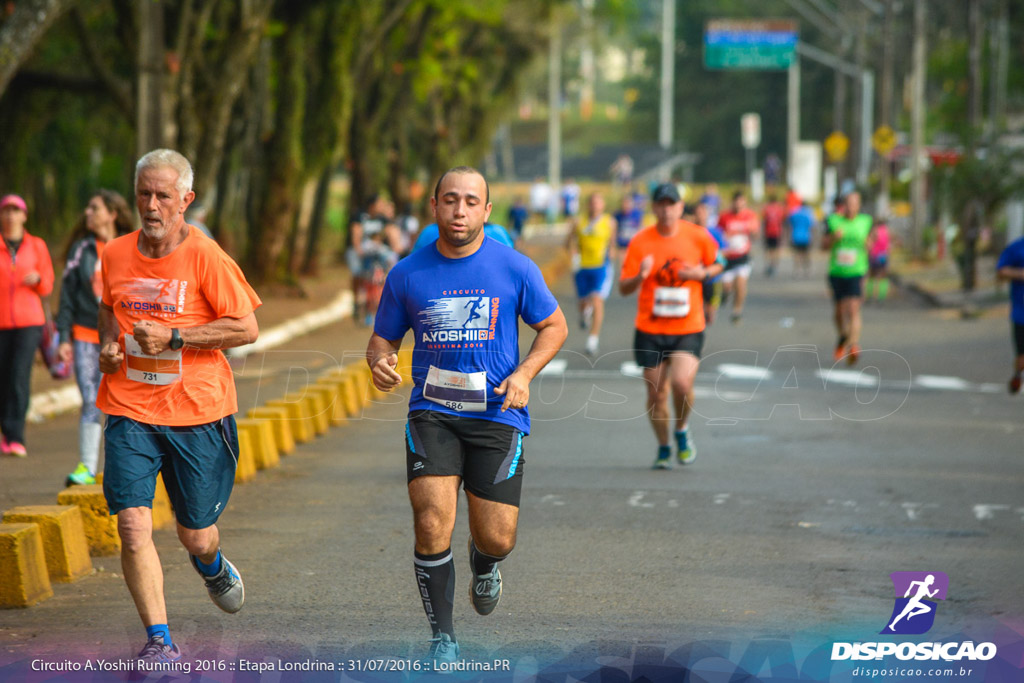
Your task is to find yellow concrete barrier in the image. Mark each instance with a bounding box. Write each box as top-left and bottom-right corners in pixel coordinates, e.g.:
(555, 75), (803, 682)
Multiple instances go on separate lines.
(152, 474), (174, 530)
(307, 383), (347, 426)
(265, 398), (314, 444)
(234, 428), (257, 483)
(56, 485), (120, 556)
(246, 407), (296, 454)
(349, 362), (386, 401)
(95, 472), (172, 530)
(286, 391), (328, 436)
(236, 418), (280, 470)
(397, 348), (414, 382)
(0, 523), (53, 608)
(324, 370), (362, 418)
(2, 506), (93, 583)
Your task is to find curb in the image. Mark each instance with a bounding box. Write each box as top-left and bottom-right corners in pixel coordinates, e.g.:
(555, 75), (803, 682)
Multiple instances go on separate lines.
(26, 290), (354, 423)
(890, 273), (944, 308)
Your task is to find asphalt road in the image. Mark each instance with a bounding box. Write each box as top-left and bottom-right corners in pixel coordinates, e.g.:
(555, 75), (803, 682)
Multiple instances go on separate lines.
(1, 247), (1022, 681)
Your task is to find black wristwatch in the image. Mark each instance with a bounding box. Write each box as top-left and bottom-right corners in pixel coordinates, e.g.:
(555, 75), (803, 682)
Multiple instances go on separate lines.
(169, 328), (184, 351)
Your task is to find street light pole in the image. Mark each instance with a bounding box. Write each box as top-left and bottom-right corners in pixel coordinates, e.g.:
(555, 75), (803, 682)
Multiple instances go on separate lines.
(548, 19), (562, 192)
(910, 0), (927, 259)
(659, 0), (675, 150)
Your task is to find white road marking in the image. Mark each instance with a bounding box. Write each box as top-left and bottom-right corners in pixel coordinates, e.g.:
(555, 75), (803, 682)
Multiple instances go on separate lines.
(619, 361), (643, 377)
(628, 491), (655, 508)
(539, 359), (568, 376)
(538, 357), (998, 396)
(717, 364), (773, 380)
(816, 368), (880, 387)
(973, 504), (1011, 520)
(900, 502), (938, 521)
(914, 375), (972, 391)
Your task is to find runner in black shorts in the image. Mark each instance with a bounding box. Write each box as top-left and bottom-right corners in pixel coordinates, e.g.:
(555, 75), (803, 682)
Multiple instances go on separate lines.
(368, 167), (567, 665)
(619, 184), (721, 469)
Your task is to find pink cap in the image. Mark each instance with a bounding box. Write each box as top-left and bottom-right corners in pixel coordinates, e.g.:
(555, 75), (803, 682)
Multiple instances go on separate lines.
(0, 195), (27, 212)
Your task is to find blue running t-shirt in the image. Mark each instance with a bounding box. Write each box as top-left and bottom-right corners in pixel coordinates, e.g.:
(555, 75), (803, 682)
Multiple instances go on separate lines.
(374, 238), (558, 433)
(997, 237), (1024, 324)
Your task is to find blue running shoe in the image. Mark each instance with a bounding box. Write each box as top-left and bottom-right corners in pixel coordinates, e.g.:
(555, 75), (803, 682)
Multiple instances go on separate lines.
(137, 636), (181, 664)
(652, 445), (672, 470)
(427, 633), (460, 668)
(190, 552), (245, 613)
(676, 429), (696, 465)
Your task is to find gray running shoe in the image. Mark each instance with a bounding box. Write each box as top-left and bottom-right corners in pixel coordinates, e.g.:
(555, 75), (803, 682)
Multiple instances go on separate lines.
(427, 633), (460, 667)
(468, 538), (502, 615)
(190, 553), (245, 613)
(137, 636), (181, 664)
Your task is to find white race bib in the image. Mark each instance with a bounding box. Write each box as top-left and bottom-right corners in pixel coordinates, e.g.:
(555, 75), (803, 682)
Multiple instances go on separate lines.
(423, 365), (488, 412)
(652, 286), (690, 318)
(727, 233), (750, 253)
(124, 333), (182, 385)
(836, 248), (859, 266)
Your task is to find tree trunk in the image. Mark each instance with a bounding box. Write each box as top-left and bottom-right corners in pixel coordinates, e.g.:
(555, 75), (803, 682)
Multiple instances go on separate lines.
(967, 0), (983, 150)
(249, 22), (306, 283)
(191, 2), (274, 202)
(0, 0), (77, 99)
(301, 166), (333, 276)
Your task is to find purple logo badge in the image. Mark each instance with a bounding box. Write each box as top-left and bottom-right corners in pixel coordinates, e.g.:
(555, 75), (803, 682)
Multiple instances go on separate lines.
(881, 571), (949, 635)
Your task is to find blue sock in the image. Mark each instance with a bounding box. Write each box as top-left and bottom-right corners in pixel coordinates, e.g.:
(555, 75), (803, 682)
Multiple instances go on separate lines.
(193, 550), (222, 577)
(146, 624), (173, 647)
(658, 445), (671, 459)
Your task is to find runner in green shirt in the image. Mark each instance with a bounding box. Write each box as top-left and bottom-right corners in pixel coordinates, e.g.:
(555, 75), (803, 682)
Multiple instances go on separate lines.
(822, 191), (873, 365)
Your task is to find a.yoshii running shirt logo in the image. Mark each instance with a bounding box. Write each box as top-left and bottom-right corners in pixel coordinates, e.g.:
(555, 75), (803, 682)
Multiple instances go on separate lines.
(418, 290), (498, 348)
(120, 278), (188, 317)
(881, 571), (948, 635)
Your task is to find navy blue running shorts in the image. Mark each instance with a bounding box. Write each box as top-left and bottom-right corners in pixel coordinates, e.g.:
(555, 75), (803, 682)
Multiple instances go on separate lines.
(103, 415), (239, 530)
(405, 409), (524, 507)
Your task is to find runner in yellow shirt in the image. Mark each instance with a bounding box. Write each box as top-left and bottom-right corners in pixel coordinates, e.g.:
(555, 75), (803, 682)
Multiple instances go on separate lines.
(567, 192), (617, 356)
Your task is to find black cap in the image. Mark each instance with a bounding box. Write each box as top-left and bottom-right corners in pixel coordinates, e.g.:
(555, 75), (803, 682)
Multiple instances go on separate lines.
(651, 183), (681, 204)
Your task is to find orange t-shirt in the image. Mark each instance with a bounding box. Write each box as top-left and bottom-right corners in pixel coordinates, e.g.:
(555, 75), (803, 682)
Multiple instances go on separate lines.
(96, 226), (261, 426)
(620, 222), (718, 336)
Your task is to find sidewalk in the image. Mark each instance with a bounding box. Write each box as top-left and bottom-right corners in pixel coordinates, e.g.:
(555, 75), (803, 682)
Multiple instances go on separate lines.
(890, 252), (1009, 318)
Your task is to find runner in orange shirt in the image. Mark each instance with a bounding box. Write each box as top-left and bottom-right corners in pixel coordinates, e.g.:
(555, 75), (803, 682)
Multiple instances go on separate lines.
(619, 184), (721, 469)
(98, 149), (261, 664)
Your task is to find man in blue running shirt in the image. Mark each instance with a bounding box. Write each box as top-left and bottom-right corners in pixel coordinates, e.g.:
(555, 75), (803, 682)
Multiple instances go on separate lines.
(367, 166), (567, 665)
(997, 236), (1024, 394)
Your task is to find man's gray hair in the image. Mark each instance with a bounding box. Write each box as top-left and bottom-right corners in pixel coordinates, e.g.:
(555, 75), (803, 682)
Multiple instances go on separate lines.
(135, 149), (194, 196)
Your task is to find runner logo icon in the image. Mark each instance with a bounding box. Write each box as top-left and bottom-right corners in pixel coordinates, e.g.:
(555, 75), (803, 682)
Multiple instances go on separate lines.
(881, 571), (948, 635)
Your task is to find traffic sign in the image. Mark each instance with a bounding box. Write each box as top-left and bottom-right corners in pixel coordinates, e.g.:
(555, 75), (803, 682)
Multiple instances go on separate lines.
(824, 131), (850, 163)
(741, 113), (761, 149)
(872, 125), (897, 155)
(704, 19), (798, 71)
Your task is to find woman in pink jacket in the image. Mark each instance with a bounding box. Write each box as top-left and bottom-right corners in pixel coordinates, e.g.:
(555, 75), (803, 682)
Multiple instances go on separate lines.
(0, 194), (55, 457)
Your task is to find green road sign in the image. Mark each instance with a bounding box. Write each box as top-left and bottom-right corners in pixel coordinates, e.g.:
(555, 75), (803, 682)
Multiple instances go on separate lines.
(704, 19), (798, 71)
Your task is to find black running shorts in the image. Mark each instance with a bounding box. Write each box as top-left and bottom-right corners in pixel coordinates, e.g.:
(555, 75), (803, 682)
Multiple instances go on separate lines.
(405, 409), (524, 507)
(829, 275), (864, 302)
(634, 329), (705, 368)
